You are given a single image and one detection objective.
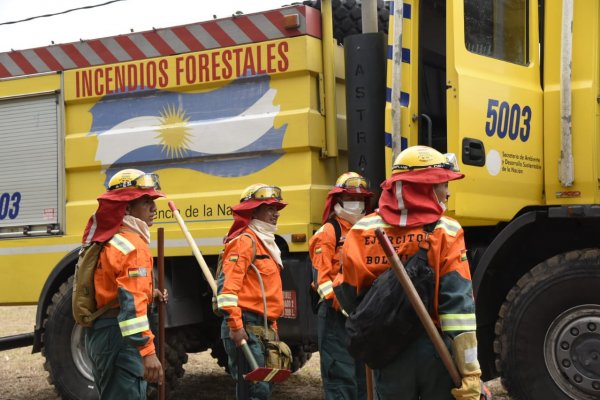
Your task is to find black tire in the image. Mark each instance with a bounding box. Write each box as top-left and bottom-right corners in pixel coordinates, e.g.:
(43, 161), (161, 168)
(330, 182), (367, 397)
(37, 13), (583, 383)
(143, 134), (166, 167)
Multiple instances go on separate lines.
(147, 329), (188, 399)
(303, 0), (390, 44)
(290, 345), (312, 372)
(43, 276), (98, 400)
(164, 329), (188, 387)
(210, 338), (230, 372)
(494, 249), (600, 400)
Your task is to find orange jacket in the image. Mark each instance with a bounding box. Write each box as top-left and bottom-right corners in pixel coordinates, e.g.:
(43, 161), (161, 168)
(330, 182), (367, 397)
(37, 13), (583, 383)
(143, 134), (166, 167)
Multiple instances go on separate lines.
(309, 216), (353, 311)
(217, 228), (284, 331)
(95, 229), (155, 357)
(338, 213), (476, 337)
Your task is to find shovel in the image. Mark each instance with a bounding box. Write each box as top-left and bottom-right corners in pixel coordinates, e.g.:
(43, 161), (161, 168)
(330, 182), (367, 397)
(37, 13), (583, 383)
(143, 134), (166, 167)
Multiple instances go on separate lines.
(168, 200), (291, 383)
(157, 227), (166, 400)
(374, 228), (491, 399)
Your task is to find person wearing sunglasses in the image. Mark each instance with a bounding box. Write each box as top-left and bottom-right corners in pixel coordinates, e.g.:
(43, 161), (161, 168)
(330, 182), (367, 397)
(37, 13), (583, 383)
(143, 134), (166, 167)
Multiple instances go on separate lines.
(308, 172), (373, 400)
(82, 168), (168, 399)
(336, 146), (484, 400)
(216, 183), (287, 400)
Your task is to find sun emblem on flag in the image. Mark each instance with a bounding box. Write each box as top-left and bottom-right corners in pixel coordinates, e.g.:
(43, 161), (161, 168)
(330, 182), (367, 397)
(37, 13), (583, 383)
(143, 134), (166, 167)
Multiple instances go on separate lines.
(156, 104), (192, 159)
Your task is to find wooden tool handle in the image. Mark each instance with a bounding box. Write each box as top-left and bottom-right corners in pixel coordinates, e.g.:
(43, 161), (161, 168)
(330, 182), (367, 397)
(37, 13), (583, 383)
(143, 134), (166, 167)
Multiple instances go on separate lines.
(168, 201), (217, 295)
(375, 227), (462, 387)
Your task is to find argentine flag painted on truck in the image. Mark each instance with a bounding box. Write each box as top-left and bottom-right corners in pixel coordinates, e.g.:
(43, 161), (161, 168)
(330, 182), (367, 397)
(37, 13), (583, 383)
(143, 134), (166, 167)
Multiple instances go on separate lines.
(89, 75), (287, 184)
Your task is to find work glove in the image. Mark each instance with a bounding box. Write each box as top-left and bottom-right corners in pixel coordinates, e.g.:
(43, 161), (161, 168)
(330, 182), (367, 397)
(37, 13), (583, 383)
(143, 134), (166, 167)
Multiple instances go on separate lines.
(450, 331), (482, 400)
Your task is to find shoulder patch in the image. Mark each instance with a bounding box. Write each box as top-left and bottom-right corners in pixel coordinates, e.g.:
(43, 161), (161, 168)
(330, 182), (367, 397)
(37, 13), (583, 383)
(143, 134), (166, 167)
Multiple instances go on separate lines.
(128, 267), (147, 277)
(435, 217), (461, 237)
(109, 234), (136, 255)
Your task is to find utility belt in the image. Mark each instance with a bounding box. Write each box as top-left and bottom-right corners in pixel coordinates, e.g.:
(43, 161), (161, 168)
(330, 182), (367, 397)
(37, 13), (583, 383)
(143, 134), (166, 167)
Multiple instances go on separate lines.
(245, 324), (277, 341)
(97, 307), (120, 319)
(245, 263), (293, 371)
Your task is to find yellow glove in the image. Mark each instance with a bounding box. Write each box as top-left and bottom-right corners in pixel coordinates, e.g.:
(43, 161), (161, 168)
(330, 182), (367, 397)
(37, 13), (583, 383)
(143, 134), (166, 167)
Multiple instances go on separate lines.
(450, 332), (482, 400)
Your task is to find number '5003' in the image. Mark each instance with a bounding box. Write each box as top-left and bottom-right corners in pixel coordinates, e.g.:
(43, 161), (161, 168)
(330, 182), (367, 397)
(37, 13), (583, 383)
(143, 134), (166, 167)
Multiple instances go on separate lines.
(0, 192), (21, 220)
(485, 99), (531, 142)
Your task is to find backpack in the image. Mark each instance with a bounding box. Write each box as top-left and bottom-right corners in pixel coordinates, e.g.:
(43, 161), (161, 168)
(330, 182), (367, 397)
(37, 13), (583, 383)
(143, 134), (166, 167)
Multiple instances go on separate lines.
(343, 224), (436, 369)
(212, 233), (256, 316)
(72, 242), (118, 327)
(310, 219), (342, 313)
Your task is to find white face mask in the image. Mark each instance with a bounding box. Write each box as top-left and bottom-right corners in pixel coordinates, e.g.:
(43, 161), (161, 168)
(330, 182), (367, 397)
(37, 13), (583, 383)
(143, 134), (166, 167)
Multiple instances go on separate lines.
(342, 201), (365, 213)
(439, 201), (447, 212)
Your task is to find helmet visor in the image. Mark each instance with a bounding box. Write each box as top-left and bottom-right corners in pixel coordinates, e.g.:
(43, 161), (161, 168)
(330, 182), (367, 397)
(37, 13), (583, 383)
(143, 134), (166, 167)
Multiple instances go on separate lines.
(443, 153), (460, 172)
(393, 152), (460, 173)
(241, 186), (282, 202)
(336, 176), (369, 191)
(109, 173), (161, 191)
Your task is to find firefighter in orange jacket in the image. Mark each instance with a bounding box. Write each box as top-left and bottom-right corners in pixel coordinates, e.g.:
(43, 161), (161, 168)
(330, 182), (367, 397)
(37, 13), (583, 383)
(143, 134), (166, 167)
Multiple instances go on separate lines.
(309, 172), (372, 400)
(217, 183), (287, 400)
(83, 169), (167, 399)
(336, 146), (482, 400)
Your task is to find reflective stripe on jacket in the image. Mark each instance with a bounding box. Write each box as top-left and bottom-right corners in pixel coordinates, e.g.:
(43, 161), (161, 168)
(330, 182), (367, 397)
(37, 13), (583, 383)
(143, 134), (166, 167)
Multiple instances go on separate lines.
(217, 228), (283, 331)
(95, 229), (155, 357)
(339, 213), (476, 337)
(309, 216), (352, 311)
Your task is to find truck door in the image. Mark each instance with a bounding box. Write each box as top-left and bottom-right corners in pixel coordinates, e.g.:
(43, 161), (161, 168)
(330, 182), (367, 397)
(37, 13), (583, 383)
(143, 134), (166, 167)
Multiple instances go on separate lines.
(446, 0), (543, 221)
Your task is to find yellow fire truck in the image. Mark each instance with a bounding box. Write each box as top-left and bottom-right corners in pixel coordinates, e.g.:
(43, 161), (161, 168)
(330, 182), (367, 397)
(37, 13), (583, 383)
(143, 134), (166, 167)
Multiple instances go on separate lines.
(382, 1), (599, 399)
(0, 1), (598, 400)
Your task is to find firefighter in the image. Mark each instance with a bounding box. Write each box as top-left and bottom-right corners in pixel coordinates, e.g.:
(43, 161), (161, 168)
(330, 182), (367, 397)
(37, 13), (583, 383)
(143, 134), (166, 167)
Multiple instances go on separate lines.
(83, 168), (167, 399)
(336, 146), (482, 400)
(217, 183), (287, 400)
(309, 172), (372, 400)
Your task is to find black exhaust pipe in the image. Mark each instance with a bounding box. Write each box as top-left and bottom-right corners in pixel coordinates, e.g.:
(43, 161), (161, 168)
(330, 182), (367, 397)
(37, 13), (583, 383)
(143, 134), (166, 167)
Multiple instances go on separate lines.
(344, 32), (387, 202)
(0, 332), (34, 351)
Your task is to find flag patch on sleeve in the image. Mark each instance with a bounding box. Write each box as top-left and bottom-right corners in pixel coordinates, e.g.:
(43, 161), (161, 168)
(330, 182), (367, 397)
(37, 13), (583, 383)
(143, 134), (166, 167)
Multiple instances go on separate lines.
(128, 267), (147, 277)
(460, 250), (468, 262)
(315, 248), (322, 254)
(229, 255), (239, 262)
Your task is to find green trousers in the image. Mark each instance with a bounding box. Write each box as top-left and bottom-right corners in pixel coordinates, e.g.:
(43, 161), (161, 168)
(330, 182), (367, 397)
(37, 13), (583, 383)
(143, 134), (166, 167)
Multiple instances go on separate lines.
(318, 300), (367, 400)
(373, 334), (454, 400)
(221, 312), (273, 400)
(85, 318), (147, 400)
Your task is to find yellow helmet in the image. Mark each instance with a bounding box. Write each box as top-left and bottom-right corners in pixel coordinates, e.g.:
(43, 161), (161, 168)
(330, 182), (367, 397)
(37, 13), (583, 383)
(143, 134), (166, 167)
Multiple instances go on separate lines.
(107, 169), (161, 191)
(334, 172), (372, 195)
(392, 146), (458, 174)
(240, 183), (283, 203)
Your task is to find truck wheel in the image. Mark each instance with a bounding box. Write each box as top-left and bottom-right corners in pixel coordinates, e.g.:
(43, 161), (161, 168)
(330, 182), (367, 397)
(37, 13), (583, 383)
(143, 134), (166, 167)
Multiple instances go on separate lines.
(494, 249), (600, 400)
(164, 329), (188, 388)
(42, 276), (98, 400)
(147, 330), (188, 399)
(290, 345), (312, 372)
(303, 0), (390, 43)
(210, 338), (230, 372)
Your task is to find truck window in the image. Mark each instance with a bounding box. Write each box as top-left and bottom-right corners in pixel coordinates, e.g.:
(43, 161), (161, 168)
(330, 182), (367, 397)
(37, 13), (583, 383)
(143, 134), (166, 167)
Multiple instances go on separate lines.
(464, 0), (529, 65)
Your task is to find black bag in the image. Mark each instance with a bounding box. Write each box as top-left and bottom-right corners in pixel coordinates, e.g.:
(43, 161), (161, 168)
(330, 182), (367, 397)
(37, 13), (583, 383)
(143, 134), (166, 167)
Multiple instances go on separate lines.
(344, 245), (435, 369)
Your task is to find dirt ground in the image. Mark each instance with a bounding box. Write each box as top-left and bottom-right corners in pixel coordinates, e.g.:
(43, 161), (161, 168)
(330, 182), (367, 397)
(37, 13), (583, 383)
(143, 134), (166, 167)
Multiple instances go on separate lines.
(0, 306), (510, 400)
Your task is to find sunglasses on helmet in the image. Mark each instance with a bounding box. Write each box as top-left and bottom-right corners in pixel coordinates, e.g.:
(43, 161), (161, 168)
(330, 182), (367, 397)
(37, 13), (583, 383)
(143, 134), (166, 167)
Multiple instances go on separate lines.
(108, 173), (161, 191)
(241, 186), (283, 202)
(336, 176), (369, 190)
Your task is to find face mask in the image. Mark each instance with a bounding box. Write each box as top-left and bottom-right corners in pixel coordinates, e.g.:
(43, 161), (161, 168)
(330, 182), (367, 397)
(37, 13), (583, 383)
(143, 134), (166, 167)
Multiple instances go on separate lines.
(342, 201), (365, 213)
